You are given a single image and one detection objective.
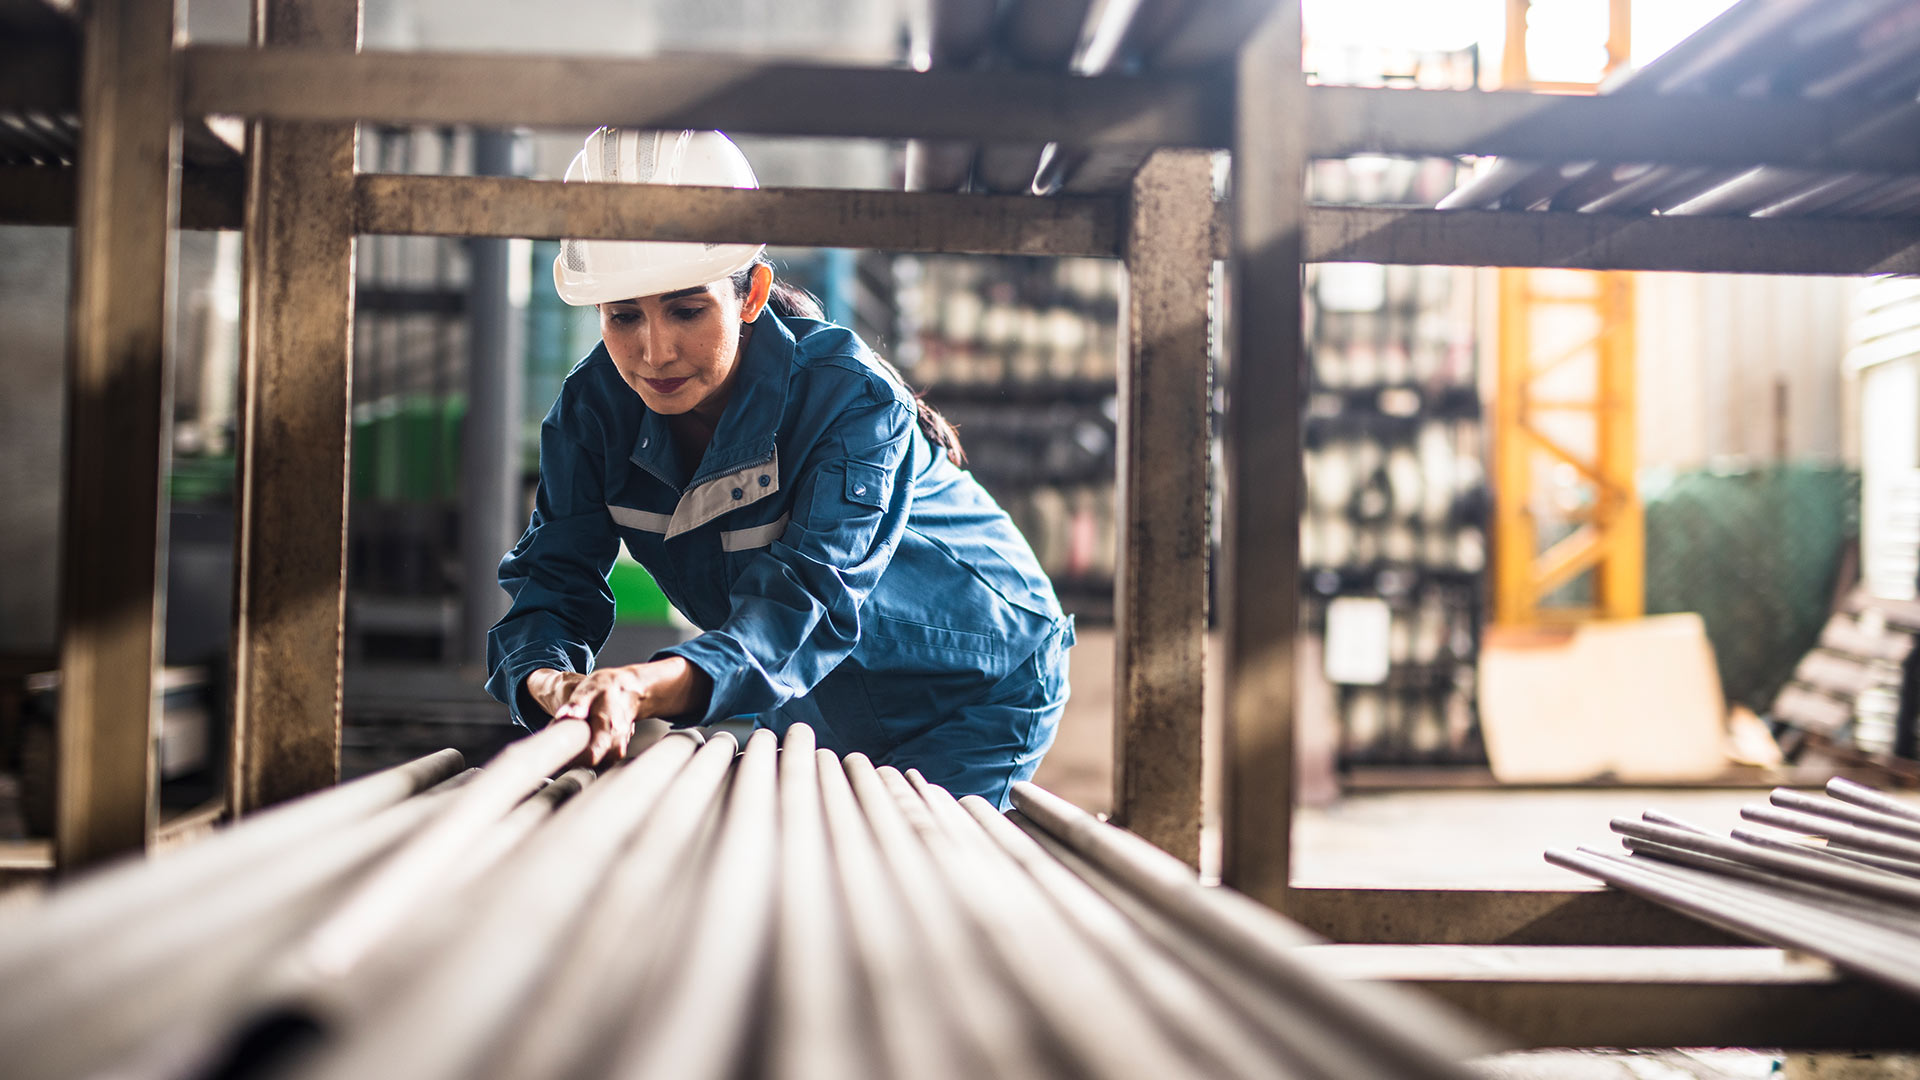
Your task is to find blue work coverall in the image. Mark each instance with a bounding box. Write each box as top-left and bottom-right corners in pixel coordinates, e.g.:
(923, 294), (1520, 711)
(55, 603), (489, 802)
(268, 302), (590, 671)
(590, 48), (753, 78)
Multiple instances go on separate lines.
(485, 307), (1073, 807)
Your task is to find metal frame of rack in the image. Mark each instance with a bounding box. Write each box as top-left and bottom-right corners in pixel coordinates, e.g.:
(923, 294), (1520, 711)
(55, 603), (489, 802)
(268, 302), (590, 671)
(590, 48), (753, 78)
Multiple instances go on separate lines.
(11, 0), (1920, 1049)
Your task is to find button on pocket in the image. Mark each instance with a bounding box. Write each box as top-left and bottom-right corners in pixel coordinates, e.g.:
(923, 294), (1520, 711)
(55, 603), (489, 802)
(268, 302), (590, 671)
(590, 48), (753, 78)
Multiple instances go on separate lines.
(844, 461), (889, 509)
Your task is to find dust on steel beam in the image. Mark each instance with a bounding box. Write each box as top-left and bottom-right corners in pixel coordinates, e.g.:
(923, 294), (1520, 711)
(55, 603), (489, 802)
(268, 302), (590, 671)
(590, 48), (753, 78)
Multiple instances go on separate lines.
(182, 45), (1229, 148)
(354, 174), (1124, 258)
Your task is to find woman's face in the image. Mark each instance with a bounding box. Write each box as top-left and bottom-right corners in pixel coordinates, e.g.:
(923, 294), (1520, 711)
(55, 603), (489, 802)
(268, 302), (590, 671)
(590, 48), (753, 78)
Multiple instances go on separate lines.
(598, 277), (746, 417)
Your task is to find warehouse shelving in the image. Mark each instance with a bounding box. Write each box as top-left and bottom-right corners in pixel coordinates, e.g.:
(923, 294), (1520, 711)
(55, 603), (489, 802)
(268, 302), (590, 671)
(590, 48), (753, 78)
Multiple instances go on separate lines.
(8, 0), (1920, 1050)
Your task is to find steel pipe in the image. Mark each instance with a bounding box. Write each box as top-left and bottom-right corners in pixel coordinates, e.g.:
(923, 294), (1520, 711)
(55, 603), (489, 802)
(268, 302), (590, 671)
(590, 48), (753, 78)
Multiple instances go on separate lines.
(13, 726), (1494, 1080)
(1829, 777), (1920, 825)
(1558, 780), (1920, 1006)
(1768, 787), (1920, 843)
(0, 748), (463, 976)
(1741, 804), (1920, 866)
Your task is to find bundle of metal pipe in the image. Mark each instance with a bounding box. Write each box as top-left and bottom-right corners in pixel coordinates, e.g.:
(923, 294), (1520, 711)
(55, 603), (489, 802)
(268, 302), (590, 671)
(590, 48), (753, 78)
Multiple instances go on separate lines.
(0, 722), (1494, 1080)
(1549, 777), (1920, 1000)
(1438, 0), (1920, 219)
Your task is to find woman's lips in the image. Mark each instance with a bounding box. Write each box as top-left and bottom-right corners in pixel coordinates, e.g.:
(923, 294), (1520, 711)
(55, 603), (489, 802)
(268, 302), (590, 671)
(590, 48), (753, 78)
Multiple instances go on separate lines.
(642, 377), (691, 394)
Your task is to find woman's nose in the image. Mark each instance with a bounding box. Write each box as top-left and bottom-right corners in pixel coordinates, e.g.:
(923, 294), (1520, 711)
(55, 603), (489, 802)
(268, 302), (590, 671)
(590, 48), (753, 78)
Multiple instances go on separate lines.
(623, 323), (660, 370)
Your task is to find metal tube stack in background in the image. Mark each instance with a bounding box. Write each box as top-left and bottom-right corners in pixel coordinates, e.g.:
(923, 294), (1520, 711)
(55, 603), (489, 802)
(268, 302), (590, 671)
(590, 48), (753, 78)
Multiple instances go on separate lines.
(1549, 777), (1920, 1000)
(1436, 0), (1920, 220)
(0, 723), (1495, 1080)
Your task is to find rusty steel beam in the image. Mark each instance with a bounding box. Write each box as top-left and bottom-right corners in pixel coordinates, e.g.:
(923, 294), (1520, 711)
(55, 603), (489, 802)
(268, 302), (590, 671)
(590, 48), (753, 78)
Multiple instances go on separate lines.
(354, 173), (1122, 257)
(1283, 886), (1744, 946)
(1112, 149), (1212, 868)
(181, 44), (1227, 148)
(1220, 0), (1305, 910)
(1315, 944), (1920, 1050)
(230, 0), (362, 814)
(54, 0), (181, 869)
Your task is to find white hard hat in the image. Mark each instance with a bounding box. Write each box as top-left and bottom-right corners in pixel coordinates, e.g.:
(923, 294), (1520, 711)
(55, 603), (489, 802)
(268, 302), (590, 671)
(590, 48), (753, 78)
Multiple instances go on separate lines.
(552, 128), (765, 306)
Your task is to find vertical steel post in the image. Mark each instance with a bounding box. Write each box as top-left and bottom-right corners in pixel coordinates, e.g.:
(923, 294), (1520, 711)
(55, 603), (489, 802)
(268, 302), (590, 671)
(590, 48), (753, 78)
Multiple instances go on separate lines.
(1114, 149), (1214, 868)
(1221, 2), (1306, 908)
(55, 0), (182, 868)
(231, 0), (362, 812)
(460, 132), (524, 664)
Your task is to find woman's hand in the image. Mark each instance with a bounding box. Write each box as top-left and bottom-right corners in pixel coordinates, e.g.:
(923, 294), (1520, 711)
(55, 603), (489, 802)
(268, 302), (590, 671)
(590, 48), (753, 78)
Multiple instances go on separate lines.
(525, 668), (585, 720)
(550, 657), (713, 764)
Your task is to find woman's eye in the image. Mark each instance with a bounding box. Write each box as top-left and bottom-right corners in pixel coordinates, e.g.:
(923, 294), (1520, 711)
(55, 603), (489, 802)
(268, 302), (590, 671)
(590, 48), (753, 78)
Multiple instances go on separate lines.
(607, 312), (639, 326)
(670, 306), (706, 322)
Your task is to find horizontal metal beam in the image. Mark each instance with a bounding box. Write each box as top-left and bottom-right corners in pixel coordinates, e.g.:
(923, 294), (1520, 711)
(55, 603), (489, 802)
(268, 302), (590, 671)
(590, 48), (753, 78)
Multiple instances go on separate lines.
(0, 164), (243, 230)
(1286, 886), (1745, 946)
(20, 160), (1891, 278)
(361, 176), (1920, 274)
(1299, 206), (1920, 275)
(1311, 86), (1920, 173)
(182, 45), (1228, 148)
(355, 174), (1122, 256)
(1309, 945), (1920, 1050)
(170, 46), (1920, 175)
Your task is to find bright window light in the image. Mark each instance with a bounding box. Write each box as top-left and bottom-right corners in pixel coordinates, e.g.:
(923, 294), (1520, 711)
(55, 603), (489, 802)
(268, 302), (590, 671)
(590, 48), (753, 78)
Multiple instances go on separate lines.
(1526, 0), (1611, 83)
(1301, 0), (1502, 53)
(1631, 0), (1742, 67)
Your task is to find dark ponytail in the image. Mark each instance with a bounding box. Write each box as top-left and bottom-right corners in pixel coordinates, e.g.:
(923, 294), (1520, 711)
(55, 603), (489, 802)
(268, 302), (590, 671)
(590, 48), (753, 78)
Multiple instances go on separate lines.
(733, 259), (966, 467)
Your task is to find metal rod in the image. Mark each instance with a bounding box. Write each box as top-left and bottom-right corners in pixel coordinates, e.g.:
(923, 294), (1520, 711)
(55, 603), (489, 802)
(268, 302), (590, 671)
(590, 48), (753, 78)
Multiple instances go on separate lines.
(1769, 788), (1920, 843)
(768, 725), (872, 1080)
(1548, 846), (1920, 999)
(292, 731), (715, 1080)
(1742, 804), (1920, 866)
(813, 749), (973, 1080)
(1730, 826), (1920, 883)
(290, 720), (591, 979)
(927, 777), (1298, 1080)
(1611, 816), (1920, 907)
(877, 767), (1218, 1080)
(473, 734), (733, 1080)
(839, 755), (1055, 1080)
(1006, 810), (1489, 1078)
(604, 730), (782, 1080)
(1829, 777), (1920, 825)
(0, 783), (455, 1079)
(1618, 838), (1920, 937)
(0, 748), (461, 976)
(1010, 781), (1496, 1071)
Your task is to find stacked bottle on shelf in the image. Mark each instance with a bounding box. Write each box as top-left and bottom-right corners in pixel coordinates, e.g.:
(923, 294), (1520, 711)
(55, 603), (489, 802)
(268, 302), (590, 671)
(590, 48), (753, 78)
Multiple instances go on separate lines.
(894, 256), (1122, 618)
(1303, 153), (1489, 767)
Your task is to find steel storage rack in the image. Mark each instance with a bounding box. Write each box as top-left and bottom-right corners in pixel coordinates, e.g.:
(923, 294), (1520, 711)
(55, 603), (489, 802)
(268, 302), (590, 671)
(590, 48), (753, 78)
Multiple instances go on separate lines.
(8, 0), (1920, 1052)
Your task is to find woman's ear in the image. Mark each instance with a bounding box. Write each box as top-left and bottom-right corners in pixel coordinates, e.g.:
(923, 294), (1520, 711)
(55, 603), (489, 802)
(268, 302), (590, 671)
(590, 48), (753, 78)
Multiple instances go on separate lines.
(741, 263), (773, 323)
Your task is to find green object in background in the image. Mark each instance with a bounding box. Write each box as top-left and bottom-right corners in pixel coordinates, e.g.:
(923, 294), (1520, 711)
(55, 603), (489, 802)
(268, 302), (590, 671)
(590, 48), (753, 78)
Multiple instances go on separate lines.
(609, 548), (675, 626)
(168, 453), (235, 502)
(1643, 462), (1860, 711)
(352, 394), (466, 502)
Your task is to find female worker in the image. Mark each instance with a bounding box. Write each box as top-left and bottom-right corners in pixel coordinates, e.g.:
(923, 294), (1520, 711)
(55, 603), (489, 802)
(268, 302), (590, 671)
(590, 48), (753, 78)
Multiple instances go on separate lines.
(485, 128), (1072, 807)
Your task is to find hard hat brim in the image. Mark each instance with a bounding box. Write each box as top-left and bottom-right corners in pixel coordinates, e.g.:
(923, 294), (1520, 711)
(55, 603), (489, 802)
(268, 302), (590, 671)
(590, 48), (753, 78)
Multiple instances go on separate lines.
(552, 241), (765, 307)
